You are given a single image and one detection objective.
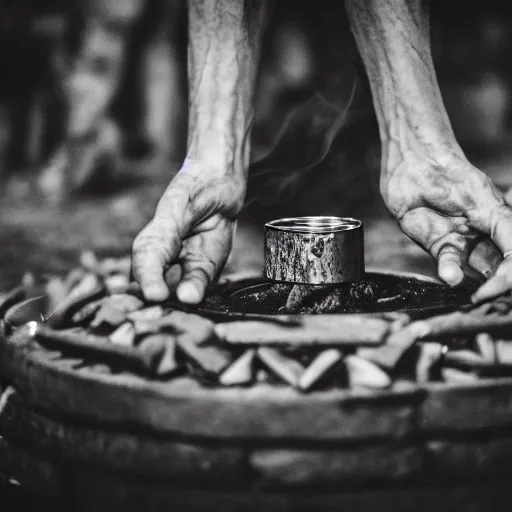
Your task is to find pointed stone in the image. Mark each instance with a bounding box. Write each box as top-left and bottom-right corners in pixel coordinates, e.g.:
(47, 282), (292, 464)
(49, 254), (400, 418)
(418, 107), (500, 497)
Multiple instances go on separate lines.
(346, 355), (391, 389)
(138, 334), (179, 376)
(71, 299), (103, 325)
(66, 273), (102, 302)
(47, 278), (105, 328)
(416, 342), (443, 383)
(357, 322), (426, 370)
(90, 303), (127, 329)
(157, 311), (214, 341)
(257, 348), (304, 387)
(495, 340), (512, 365)
(109, 322), (136, 347)
(177, 337), (232, 376)
(298, 349), (343, 392)
(127, 305), (163, 323)
(475, 333), (496, 363)
(219, 350), (256, 386)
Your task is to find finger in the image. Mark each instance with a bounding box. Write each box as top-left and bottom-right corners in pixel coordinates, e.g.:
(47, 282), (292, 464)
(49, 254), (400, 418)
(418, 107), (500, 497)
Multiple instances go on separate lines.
(472, 183), (512, 254)
(437, 245), (464, 286)
(400, 207), (467, 254)
(472, 257), (512, 303)
(176, 219), (233, 304)
(469, 194), (512, 301)
(467, 238), (502, 279)
(400, 208), (470, 286)
(164, 264), (182, 293)
(132, 220), (180, 302)
(489, 203), (512, 254)
(504, 187), (512, 208)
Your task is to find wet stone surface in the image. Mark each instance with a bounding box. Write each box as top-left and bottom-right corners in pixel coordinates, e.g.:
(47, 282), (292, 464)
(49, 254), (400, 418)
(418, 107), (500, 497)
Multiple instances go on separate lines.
(203, 273), (475, 316)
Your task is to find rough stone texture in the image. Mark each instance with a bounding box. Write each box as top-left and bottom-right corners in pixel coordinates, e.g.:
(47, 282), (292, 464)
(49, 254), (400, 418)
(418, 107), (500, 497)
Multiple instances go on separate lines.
(0, 390), (248, 483)
(2, 444), (512, 512)
(421, 379), (512, 431)
(215, 315), (389, 346)
(427, 437), (512, 478)
(1, 326), (420, 440)
(250, 445), (424, 486)
(358, 323), (420, 370)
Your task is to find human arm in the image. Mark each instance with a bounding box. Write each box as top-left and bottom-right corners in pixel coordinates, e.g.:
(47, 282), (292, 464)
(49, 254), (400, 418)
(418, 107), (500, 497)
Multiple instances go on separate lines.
(345, 0), (512, 301)
(132, 0), (271, 304)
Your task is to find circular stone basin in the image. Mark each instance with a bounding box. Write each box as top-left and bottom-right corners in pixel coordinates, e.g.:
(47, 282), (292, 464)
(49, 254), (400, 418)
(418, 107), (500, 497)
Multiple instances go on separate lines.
(188, 270), (476, 320)
(0, 265), (509, 512)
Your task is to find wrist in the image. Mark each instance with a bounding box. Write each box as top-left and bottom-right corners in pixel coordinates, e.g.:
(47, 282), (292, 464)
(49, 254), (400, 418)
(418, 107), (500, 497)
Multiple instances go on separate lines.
(380, 113), (466, 180)
(187, 99), (254, 177)
(186, 126), (251, 181)
(178, 156), (247, 206)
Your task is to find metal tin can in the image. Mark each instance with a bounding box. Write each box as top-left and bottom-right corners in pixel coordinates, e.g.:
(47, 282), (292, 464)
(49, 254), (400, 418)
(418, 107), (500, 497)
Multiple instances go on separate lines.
(264, 216), (364, 284)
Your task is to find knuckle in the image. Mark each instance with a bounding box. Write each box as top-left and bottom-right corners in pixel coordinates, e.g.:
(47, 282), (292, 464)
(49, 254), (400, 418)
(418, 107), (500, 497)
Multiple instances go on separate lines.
(133, 220), (171, 249)
(183, 253), (217, 280)
(490, 202), (512, 236)
(132, 236), (166, 267)
(186, 267), (212, 288)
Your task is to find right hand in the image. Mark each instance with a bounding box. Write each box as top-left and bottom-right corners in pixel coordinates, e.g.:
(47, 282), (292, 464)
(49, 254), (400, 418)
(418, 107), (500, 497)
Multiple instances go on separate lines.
(380, 148), (512, 302)
(132, 158), (245, 304)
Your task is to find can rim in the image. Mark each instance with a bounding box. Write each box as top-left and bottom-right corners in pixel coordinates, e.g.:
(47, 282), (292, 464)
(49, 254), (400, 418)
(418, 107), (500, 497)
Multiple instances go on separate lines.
(265, 216), (362, 234)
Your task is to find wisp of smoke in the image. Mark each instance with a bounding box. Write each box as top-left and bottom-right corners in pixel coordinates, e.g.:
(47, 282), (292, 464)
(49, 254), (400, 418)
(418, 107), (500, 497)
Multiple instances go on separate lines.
(245, 71), (361, 211)
(242, 0), (380, 216)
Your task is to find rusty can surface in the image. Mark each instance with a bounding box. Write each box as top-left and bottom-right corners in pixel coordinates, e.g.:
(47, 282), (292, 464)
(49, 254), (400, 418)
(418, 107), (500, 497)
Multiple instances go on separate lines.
(264, 216), (364, 285)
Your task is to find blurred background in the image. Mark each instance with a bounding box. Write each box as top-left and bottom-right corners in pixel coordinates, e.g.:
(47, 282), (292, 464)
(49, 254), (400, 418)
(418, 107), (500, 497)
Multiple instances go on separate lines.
(1, 0), (512, 289)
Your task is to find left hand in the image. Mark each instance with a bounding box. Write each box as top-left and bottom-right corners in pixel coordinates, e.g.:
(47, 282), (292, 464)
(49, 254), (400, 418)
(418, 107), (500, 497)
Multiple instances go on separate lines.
(380, 150), (512, 303)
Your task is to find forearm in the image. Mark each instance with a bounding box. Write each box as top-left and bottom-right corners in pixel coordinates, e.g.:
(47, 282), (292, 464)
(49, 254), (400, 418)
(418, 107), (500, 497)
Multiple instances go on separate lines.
(186, 0), (271, 180)
(345, 0), (464, 177)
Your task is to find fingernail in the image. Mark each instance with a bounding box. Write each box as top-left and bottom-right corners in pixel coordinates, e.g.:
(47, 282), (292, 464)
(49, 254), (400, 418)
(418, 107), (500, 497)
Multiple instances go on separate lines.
(177, 282), (202, 304)
(439, 265), (463, 287)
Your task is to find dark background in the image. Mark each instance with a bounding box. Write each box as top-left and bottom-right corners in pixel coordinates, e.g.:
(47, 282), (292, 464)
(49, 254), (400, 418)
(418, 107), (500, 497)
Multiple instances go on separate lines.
(0, 0), (511, 287)
(2, 0), (512, 504)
